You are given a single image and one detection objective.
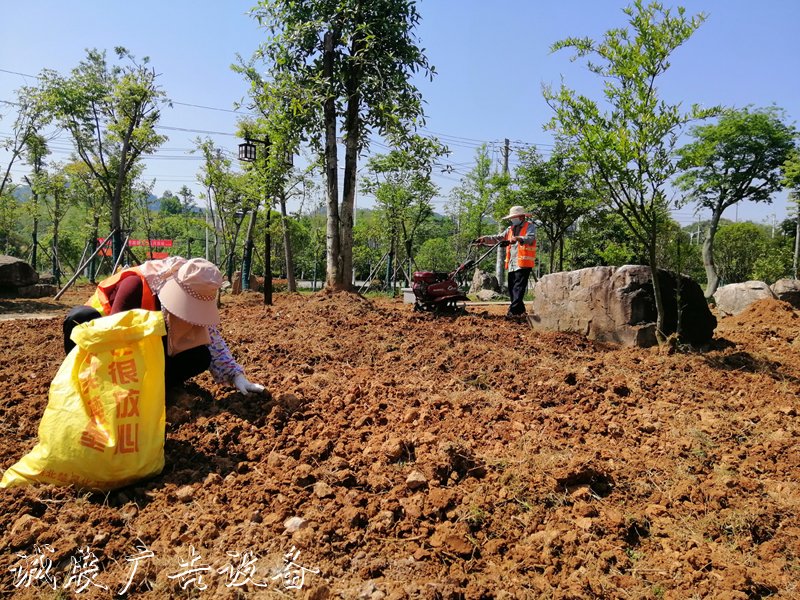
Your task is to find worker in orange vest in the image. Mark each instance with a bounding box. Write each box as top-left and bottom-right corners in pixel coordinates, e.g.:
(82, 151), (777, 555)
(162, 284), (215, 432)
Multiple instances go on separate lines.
(63, 257), (264, 395)
(475, 205), (537, 319)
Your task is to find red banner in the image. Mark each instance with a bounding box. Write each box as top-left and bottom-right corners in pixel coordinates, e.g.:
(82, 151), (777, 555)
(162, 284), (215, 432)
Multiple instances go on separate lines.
(97, 239), (173, 248)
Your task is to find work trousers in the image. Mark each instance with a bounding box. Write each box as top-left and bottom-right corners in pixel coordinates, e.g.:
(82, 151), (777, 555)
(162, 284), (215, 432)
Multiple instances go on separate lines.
(507, 268), (532, 316)
(63, 305), (210, 387)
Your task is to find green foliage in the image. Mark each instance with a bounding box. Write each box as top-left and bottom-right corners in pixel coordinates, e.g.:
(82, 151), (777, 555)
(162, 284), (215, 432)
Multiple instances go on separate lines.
(568, 209), (640, 269)
(676, 106), (796, 212)
(415, 238), (457, 272)
(0, 194), (22, 254)
(676, 106), (796, 294)
(360, 141), (444, 281)
(545, 0), (715, 336)
(0, 82), (51, 200)
(658, 222), (705, 283)
(39, 47), (168, 261)
(714, 222), (768, 284)
(752, 244), (792, 284)
(246, 0), (435, 287)
(446, 145), (508, 258)
(514, 143), (596, 272)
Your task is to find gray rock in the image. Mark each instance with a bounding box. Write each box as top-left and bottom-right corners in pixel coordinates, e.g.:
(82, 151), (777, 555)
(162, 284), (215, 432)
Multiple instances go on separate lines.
(0, 255), (38, 290)
(713, 281), (776, 316)
(15, 284), (57, 298)
(283, 516), (308, 533)
(771, 278), (800, 308)
(406, 470), (428, 491)
(476, 289), (504, 301)
(529, 265), (715, 347)
(469, 268), (500, 295)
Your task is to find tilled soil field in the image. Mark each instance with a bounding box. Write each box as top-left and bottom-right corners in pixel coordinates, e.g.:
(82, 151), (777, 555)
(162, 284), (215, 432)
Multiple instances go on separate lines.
(1, 286), (799, 599)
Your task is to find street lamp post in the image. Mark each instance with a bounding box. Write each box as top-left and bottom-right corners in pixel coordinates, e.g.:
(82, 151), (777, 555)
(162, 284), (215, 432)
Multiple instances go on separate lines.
(238, 137), (272, 305)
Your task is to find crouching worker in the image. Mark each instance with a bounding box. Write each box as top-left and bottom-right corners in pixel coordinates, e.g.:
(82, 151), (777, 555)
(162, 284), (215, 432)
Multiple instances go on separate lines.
(63, 257), (265, 395)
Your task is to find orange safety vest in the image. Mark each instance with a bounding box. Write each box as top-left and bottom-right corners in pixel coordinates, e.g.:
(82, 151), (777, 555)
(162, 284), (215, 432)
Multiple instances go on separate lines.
(86, 267), (157, 316)
(504, 222), (537, 270)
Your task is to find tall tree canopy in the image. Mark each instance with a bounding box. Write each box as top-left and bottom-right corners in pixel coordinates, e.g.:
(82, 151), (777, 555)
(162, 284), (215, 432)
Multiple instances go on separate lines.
(361, 138), (443, 287)
(514, 143), (595, 273)
(247, 0), (435, 290)
(544, 0), (715, 342)
(783, 149), (800, 279)
(676, 106), (796, 296)
(40, 47), (168, 262)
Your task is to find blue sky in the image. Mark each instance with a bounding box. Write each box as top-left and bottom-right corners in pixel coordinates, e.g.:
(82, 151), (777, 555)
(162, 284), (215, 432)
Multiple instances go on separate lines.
(1, 0), (798, 228)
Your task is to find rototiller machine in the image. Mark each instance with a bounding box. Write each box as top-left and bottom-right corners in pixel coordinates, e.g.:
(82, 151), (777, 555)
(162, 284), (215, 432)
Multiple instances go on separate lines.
(411, 240), (507, 313)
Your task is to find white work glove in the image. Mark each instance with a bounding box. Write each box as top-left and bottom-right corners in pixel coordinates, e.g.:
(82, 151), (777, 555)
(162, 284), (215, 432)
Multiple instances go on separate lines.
(232, 373), (265, 396)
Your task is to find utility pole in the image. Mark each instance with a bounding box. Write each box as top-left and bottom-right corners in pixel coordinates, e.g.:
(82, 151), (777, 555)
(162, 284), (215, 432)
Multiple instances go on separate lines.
(495, 138), (510, 286)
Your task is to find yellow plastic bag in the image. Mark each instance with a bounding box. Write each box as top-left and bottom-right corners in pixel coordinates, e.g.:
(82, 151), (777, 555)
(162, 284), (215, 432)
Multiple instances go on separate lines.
(1, 309), (167, 490)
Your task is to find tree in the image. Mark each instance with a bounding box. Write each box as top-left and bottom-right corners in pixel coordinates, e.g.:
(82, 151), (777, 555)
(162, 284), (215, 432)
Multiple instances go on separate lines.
(0, 83), (50, 201)
(361, 139), (443, 289)
(568, 208), (638, 269)
(22, 134), (50, 270)
(38, 168), (71, 283)
(675, 106), (796, 296)
(446, 145), (504, 259)
(415, 238), (457, 273)
(40, 48), (168, 263)
(0, 84), (50, 253)
(713, 222), (769, 284)
(545, 0), (715, 342)
(247, 0), (434, 290)
(195, 138), (250, 271)
(62, 160), (109, 282)
(782, 149), (800, 279)
(514, 143), (596, 273)
(159, 190), (184, 216)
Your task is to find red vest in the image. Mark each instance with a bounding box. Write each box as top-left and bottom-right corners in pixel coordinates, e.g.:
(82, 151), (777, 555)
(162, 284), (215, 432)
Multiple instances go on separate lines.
(504, 222), (537, 269)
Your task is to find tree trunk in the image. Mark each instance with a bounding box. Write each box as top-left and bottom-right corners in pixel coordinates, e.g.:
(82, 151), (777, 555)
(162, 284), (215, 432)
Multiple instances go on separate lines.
(341, 132), (357, 290)
(31, 218), (38, 271)
(386, 232), (396, 293)
(649, 230), (666, 344)
(702, 208), (723, 298)
(494, 224), (504, 288)
(90, 217), (99, 282)
(323, 30), (342, 289)
(52, 189), (61, 285)
(404, 237), (413, 286)
(340, 33), (364, 291)
(241, 208), (258, 290)
(278, 192), (297, 292)
(794, 197), (799, 280)
(111, 135), (132, 265)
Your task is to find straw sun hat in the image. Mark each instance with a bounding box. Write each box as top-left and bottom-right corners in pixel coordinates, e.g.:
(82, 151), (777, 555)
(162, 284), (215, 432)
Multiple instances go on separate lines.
(501, 205), (530, 220)
(158, 258), (223, 326)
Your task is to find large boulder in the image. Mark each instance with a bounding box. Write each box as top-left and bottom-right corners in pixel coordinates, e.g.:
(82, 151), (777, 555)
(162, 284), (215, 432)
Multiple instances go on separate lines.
(529, 265), (716, 347)
(476, 289), (504, 301)
(230, 270), (259, 295)
(469, 269), (501, 295)
(771, 278), (800, 309)
(713, 281), (776, 316)
(0, 255), (39, 291)
(16, 283), (58, 298)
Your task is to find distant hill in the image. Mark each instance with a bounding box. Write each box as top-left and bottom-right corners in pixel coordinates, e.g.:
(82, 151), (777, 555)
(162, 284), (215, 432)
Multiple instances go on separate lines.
(11, 185), (31, 201)
(8, 185), (161, 210)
